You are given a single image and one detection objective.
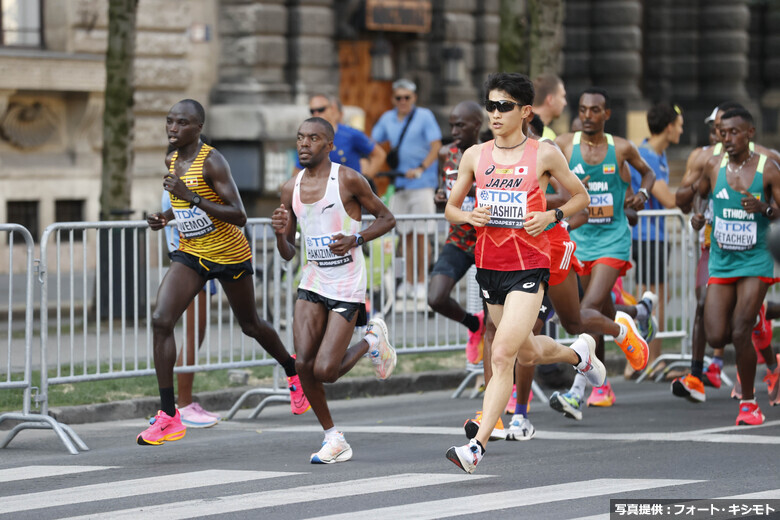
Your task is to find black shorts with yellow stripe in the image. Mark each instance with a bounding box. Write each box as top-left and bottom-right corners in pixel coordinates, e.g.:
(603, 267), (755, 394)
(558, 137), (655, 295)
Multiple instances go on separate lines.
(169, 250), (252, 282)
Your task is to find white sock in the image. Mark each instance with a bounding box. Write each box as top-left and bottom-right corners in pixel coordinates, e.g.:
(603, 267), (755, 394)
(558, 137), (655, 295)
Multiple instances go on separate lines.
(615, 323), (628, 343)
(570, 336), (590, 370)
(324, 426), (339, 438)
(570, 373), (588, 399)
(739, 399), (757, 405)
(365, 332), (379, 352)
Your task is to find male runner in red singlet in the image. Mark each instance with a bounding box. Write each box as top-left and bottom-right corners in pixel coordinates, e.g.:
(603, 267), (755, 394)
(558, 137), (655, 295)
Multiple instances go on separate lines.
(445, 73), (601, 474)
(273, 117), (397, 463)
(139, 100), (309, 446)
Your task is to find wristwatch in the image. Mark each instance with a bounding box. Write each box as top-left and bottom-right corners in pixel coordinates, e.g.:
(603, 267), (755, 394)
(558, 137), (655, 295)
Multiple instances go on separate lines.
(191, 194), (202, 206)
(355, 233), (365, 247)
(554, 208), (564, 223)
(638, 188), (649, 200)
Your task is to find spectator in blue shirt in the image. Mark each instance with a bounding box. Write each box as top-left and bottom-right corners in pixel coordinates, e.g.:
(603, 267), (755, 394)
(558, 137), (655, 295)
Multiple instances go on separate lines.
(371, 79), (442, 300)
(629, 102), (683, 368)
(296, 93), (386, 182)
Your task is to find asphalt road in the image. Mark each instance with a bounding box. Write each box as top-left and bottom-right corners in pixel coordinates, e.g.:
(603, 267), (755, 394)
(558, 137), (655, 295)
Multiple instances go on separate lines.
(1, 375), (779, 519)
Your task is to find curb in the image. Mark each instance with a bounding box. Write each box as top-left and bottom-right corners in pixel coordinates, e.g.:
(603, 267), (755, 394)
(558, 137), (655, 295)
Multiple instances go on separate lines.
(16, 354), (630, 427)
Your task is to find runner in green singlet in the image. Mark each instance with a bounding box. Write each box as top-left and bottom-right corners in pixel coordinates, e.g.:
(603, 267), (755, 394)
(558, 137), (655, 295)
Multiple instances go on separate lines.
(696, 107), (780, 425)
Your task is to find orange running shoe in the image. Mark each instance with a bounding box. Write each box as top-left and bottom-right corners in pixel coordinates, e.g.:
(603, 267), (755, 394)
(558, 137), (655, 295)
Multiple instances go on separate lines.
(586, 381), (616, 407)
(736, 401), (765, 426)
(764, 354), (780, 406)
(464, 411), (505, 441)
(671, 374), (706, 403)
(614, 311), (649, 371)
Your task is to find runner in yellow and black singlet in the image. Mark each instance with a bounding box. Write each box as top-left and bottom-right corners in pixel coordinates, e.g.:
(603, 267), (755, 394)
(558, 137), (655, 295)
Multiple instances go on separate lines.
(137, 99), (309, 447)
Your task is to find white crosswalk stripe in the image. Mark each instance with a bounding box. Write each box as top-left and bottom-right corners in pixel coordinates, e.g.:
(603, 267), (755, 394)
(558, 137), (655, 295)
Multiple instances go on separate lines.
(0, 469), (298, 515)
(264, 421), (780, 445)
(304, 479), (701, 520)
(0, 465), (114, 483)
(59, 473), (485, 520)
(5, 464), (774, 519)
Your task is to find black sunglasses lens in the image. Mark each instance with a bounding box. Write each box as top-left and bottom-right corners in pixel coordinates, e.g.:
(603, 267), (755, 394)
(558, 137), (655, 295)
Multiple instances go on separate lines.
(310, 106), (327, 115)
(485, 100), (516, 113)
(395, 95), (410, 101)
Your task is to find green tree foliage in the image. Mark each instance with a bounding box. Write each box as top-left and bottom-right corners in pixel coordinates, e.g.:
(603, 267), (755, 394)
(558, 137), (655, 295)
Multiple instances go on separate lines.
(498, 0), (564, 78)
(100, 0), (138, 220)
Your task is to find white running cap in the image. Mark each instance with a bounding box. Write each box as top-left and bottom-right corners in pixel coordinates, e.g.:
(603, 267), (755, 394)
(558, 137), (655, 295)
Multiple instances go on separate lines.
(704, 107), (718, 124)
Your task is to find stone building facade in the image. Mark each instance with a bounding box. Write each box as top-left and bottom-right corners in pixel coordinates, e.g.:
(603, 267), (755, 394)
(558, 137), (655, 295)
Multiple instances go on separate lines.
(2, 0), (779, 243)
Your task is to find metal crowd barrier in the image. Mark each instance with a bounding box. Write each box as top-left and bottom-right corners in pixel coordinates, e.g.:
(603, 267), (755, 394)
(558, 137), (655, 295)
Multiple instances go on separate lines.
(1, 210), (699, 453)
(0, 224), (87, 454)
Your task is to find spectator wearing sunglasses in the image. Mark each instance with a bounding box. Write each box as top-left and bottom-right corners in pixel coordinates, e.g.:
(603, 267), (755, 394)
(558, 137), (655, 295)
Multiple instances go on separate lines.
(294, 94), (386, 182)
(371, 79), (443, 301)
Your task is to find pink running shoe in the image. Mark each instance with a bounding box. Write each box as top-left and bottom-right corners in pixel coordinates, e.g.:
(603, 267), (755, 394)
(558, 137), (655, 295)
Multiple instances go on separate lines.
(466, 311), (485, 364)
(504, 384), (517, 415)
(587, 381), (616, 407)
(179, 402), (219, 428)
(288, 373), (311, 415)
(137, 409), (186, 445)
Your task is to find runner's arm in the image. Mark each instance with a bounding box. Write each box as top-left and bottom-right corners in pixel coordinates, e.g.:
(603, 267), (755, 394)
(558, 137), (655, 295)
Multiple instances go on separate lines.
(444, 145), (490, 227)
(179, 151), (248, 227)
(273, 178), (298, 261)
(622, 141), (656, 210)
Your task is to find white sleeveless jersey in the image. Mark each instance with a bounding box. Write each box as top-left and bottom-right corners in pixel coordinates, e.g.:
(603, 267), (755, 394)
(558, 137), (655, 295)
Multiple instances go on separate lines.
(292, 163), (367, 303)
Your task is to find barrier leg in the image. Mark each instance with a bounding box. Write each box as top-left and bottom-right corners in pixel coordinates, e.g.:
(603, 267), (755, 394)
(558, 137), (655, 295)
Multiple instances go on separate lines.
(248, 395), (292, 419)
(636, 353), (690, 383)
(0, 412), (88, 455)
(452, 363), (483, 399)
(223, 388), (289, 420)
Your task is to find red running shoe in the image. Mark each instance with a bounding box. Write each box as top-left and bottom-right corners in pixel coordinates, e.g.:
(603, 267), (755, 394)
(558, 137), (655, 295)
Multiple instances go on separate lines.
(288, 355), (311, 415)
(752, 303), (771, 364)
(736, 401), (765, 426)
(701, 362), (722, 389)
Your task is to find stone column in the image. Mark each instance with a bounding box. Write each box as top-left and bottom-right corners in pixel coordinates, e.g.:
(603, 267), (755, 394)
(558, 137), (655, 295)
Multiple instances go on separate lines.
(643, 0), (673, 102)
(589, 0), (643, 108)
(698, 0), (750, 104)
(668, 0), (700, 103)
(214, 0), (292, 104)
(427, 0), (480, 107)
(562, 0), (592, 110)
(472, 0), (500, 92)
(287, 0), (338, 101)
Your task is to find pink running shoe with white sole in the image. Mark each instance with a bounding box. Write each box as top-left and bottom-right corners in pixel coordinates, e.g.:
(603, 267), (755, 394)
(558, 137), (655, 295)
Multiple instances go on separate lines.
(137, 410), (186, 446)
(179, 402), (219, 428)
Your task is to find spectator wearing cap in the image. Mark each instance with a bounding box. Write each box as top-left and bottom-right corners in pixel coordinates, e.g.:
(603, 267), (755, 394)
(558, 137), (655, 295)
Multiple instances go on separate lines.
(627, 102), (684, 374)
(372, 78), (443, 300)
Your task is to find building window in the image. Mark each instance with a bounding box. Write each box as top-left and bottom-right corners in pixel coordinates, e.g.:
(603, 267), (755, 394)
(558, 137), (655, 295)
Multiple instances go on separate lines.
(7, 200), (39, 242)
(1, 0), (43, 47)
(55, 199), (85, 241)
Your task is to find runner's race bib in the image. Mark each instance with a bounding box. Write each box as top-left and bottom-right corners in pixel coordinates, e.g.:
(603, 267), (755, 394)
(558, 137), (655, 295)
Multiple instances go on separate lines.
(445, 170), (475, 212)
(477, 188), (527, 228)
(587, 192), (614, 224)
(305, 233), (353, 268)
(713, 218), (757, 251)
(172, 206), (216, 239)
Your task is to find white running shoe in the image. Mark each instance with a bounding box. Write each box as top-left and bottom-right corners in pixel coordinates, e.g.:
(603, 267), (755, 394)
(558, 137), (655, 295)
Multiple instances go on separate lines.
(505, 415), (536, 441)
(571, 333), (607, 387)
(549, 391), (584, 421)
(446, 438), (484, 474)
(367, 317), (397, 380)
(310, 433), (353, 464)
